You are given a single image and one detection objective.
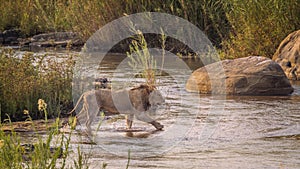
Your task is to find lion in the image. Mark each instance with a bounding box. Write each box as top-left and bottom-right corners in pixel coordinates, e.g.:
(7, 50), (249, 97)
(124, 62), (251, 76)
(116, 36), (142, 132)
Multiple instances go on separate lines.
(68, 84), (164, 133)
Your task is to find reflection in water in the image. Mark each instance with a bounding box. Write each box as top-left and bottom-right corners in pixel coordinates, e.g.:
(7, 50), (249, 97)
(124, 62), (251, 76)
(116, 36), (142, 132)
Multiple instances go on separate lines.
(124, 130), (161, 138)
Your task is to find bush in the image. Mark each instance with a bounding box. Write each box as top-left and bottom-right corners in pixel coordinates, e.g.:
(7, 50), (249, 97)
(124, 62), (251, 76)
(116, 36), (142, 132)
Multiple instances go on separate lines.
(222, 0), (300, 58)
(0, 0), (71, 35)
(0, 48), (75, 121)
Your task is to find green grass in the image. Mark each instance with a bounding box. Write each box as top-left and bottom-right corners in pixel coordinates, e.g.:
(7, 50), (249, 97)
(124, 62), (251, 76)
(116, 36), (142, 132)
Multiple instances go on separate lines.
(0, 113), (89, 169)
(221, 0), (300, 58)
(0, 48), (75, 121)
(127, 31), (157, 87)
(1, 0), (298, 58)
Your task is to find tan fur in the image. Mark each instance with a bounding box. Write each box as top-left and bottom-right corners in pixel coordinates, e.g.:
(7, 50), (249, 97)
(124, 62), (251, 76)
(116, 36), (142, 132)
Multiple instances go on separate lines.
(69, 85), (164, 132)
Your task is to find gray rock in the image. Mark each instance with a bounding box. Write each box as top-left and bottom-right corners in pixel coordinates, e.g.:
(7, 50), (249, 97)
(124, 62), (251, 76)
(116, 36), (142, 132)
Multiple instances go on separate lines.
(0, 31), (3, 44)
(273, 30), (300, 80)
(29, 32), (83, 50)
(1, 29), (21, 45)
(31, 32), (78, 42)
(186, 56), (293, 95)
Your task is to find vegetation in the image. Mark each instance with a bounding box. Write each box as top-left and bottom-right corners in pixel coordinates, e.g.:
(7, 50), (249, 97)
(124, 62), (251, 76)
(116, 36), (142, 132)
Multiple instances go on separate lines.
(221, 0), (300, 58)
(127, 30), (158, 87)
(0, 100), (89, 169)
(0, 1), (298, 167)
(0, 48), (75, 120)
(0, 0), (299, 58)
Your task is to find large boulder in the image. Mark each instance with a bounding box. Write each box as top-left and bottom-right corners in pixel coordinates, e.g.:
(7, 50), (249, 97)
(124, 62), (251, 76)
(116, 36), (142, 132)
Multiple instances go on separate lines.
(273, 30), (300, 80)
(186, 56), (294, 95)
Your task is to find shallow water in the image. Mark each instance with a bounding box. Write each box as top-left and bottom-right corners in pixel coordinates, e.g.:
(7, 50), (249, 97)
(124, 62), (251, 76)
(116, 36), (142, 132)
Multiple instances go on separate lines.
(18, 52), (300, 168)
(67, 54), (300, 169)
(77, 92), (300, 169)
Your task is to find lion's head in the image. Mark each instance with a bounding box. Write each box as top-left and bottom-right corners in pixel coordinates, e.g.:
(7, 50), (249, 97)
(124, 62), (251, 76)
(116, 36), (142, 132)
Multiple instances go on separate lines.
(148, 89), (165, 113)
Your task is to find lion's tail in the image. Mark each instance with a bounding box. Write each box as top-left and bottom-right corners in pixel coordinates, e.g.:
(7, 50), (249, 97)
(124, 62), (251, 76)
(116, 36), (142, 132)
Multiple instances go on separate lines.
(66, 94), (84, 115)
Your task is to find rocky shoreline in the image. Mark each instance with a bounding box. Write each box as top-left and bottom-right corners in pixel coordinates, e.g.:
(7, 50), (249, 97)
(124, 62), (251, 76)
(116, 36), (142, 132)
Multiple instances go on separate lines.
(2, 29), (300, 96)
(0, 29), (196, 55)
(0, 29), (84, 51)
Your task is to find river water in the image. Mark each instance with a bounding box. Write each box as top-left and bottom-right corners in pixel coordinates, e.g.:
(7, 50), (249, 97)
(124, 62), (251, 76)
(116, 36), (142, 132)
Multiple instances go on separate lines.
(14, 52), (300, 168)
(64, 54), (299, 169)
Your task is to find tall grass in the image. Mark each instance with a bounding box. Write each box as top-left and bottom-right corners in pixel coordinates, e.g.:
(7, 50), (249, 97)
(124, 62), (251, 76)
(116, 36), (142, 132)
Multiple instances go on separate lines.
(0, 0), (229, 43)
(0, 48), (75, 121)
(127, 31), (157, 87)
(0, 0), (71, 35)
(0, 112), (89, 168)
(66, 0), (299, 58)
(0, 0), (299, 56)
(222, 0), (300, 58)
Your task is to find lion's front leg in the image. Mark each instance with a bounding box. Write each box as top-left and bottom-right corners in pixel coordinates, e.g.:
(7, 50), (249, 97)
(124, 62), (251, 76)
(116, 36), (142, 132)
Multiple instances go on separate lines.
(149, 121), (164, 130)
(135, 112), (164, 130)
(126, 114), (134, 129)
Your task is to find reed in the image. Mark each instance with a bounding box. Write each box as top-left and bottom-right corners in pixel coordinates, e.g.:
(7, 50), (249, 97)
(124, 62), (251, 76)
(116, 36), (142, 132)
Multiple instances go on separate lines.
(0, 0), (299, 57)
(127, 30), (157, 87)
(0, 100), (89, 169)
(222, 0), (300, 58)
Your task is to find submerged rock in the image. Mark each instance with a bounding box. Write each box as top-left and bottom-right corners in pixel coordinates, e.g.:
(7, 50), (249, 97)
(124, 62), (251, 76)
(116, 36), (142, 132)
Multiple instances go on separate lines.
(186, 56), (294, 95)
(273, 30), (300, 80)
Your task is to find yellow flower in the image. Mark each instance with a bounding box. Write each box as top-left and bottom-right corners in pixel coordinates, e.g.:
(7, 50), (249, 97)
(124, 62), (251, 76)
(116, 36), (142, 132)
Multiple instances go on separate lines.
(0, 140), (4, 148)
(38, 99), (47, 111)
(136, 30), (142, 35)
(23, 110), (29, 115)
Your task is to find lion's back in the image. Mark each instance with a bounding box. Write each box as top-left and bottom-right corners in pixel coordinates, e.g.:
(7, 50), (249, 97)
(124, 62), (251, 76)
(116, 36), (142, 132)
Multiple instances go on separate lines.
(94, 88), (149, 114)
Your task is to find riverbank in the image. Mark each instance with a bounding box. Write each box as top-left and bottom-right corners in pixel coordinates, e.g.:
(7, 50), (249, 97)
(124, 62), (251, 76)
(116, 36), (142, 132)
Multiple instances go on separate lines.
(0, 30), (197, 55)
(0, 30), (83, 51)
(0, 117), (69, 132)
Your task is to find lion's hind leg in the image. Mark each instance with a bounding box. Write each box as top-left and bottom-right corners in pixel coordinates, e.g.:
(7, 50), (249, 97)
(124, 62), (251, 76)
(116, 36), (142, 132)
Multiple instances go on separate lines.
(126, 114), (134, 129)
(84, 93), (99, 135)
